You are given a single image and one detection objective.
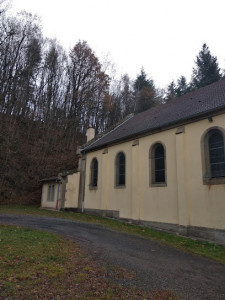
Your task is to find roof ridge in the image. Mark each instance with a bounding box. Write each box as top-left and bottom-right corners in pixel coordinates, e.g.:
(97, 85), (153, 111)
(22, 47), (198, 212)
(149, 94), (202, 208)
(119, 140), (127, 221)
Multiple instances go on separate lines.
(136, 78), (225, 115)
(168, 78), (225, 102)
(82, 79), (225, 152)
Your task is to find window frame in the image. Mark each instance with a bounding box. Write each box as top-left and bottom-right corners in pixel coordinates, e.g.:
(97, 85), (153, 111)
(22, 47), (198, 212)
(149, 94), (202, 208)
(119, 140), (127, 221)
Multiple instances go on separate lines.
(47, 184), (55, 201)
(89, 157), (98, 189)
(115, 151), (126, 188)
(149, 142), (167, 187)
(201, 127), (225, 185)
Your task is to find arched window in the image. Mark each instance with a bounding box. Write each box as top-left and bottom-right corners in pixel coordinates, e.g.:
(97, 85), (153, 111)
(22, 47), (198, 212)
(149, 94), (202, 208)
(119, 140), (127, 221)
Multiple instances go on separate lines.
(202, 128), (225, 184)
(115, 152), (126, 186)
(150, 143), (166, 185)
(90, 158), (98, 187)
(208, 131), (225, 178)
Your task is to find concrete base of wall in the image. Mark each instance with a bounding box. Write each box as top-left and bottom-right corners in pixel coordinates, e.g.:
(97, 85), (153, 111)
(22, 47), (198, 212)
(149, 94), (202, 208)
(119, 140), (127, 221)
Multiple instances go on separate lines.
(61, 208), (79, 212)
(83, 208), (225, 245)
(187, 225), (225, 245)
(136, 220), (225, 245)
(137, 219), (187, 235)
(84, 208), (119, 218)
(41, 207), (59, 211)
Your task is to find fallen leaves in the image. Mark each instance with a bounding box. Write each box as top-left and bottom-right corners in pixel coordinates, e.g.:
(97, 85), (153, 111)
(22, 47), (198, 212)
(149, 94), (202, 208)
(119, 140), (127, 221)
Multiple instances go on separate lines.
(0, 225), (179, 300)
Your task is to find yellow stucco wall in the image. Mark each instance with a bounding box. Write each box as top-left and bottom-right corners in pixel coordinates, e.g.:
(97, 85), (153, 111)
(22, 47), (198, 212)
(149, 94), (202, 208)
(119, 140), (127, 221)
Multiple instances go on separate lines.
(84, 114), (225, 231)
(64, 173), (80, 209)
(41, 172), (80, 210)
(41, 182), (61, 210)
(184, 115), (225, 229)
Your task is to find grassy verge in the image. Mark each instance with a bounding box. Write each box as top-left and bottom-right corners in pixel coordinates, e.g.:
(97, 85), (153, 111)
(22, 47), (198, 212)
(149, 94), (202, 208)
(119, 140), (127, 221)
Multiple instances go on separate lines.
(1, 204), (225, 264)
(0, 225), (177, 299)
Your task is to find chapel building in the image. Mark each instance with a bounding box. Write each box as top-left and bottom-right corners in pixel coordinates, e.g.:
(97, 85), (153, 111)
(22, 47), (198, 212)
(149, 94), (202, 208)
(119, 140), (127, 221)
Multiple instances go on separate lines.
(41, 79), (225, 244)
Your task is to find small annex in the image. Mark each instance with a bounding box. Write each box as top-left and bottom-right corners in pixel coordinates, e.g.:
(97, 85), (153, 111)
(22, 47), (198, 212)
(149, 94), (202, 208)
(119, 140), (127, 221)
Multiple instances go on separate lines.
(40, 170), (80, 211)
(41, 79), (225, 244)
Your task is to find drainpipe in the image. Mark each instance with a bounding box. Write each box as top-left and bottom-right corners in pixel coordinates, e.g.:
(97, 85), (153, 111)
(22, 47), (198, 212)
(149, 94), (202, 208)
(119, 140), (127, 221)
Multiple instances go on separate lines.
(56, 182), (60, 210)
(82, 151), (86, 213)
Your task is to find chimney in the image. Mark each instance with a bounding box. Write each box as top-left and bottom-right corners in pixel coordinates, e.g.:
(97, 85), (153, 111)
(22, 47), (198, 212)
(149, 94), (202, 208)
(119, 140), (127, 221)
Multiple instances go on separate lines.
(86, 125), (95, 142)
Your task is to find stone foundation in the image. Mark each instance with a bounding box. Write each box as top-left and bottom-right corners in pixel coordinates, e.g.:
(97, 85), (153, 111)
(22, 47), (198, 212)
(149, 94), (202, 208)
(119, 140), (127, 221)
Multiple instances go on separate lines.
(83, 208), (225, 245)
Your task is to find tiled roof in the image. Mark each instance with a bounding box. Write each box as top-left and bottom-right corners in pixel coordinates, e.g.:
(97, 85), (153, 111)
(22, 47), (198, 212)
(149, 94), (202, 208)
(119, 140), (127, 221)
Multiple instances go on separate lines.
(40, 169), (78, 183)
(82, 79), (225, 152)
(39, 176), (60, 183)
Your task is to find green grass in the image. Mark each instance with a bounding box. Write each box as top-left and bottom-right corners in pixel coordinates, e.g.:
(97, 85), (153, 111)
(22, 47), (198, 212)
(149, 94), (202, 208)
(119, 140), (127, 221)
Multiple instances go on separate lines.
(1, 204), (225, 264)
(0, 225), (74, 298)
(0, 224), (178, 299)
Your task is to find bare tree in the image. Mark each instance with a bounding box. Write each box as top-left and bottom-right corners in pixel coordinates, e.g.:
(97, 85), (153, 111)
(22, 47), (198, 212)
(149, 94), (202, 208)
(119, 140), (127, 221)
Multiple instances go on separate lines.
(0, 0), (10, 16)
(67, 40), (110, 135)
(0, 12), (42, 116)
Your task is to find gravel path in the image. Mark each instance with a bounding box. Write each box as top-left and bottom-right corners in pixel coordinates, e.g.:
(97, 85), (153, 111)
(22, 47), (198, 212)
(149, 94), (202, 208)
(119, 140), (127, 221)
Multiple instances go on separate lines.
(0, 213), (224, 300)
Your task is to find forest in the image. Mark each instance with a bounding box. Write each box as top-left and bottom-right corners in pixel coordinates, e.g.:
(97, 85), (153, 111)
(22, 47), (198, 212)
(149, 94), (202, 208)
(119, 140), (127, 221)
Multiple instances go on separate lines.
(0, 1), (224, 204)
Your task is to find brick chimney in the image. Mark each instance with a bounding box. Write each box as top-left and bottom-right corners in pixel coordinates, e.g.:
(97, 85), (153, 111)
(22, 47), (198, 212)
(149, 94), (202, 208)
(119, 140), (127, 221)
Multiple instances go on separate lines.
(86, 125), (95, 142)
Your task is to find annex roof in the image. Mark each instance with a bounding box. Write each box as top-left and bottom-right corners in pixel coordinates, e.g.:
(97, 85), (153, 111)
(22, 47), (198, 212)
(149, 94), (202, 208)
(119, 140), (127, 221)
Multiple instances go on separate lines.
(39, 176), (60, 183)
(82, 79), (225, 152)
(40, 169), (78, 183)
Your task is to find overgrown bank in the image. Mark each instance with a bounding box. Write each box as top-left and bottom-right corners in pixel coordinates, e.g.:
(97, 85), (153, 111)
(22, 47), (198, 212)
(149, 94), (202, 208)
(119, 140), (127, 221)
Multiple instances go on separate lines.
(0, 116), (83, 205)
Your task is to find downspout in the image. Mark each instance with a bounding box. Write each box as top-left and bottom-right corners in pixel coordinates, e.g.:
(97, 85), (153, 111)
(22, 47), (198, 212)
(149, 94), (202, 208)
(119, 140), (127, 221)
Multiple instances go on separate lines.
(82, 151), (86, 213)
(56, 182), (60, 210)
(57, 174), (67, 210)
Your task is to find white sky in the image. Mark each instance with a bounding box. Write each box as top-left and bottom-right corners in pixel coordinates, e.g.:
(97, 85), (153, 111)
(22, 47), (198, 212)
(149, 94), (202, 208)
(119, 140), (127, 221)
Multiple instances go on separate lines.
(8, 0), (225, 89)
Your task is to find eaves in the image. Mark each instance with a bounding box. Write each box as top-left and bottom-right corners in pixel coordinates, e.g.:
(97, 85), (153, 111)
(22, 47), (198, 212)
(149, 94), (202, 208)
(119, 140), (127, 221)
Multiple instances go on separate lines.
(81, 106), (225, 154)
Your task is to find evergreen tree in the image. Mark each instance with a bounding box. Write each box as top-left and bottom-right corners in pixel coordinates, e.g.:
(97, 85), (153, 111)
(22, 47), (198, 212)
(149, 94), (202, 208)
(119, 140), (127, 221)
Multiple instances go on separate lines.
(191, 43), (221, 89)
(133, 68), (155, 113)
(176, 75), (190, 97)
(134, 68), (154, 92)
(165, 81), (176, 102)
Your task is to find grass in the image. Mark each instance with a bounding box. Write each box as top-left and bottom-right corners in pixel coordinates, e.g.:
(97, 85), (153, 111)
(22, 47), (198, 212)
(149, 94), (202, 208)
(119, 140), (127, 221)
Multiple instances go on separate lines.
(0, 224), (178, 299)
(1, 204), (225, 264)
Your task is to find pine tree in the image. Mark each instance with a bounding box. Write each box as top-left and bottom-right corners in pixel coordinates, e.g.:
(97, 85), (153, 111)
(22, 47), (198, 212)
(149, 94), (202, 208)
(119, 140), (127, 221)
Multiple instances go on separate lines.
(133, 68), (155, 113)
(191, 43), (221, 89)
(134, 68), (154, 92)
(165, 81), (176, 102)
(176, 75), (190, 97)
